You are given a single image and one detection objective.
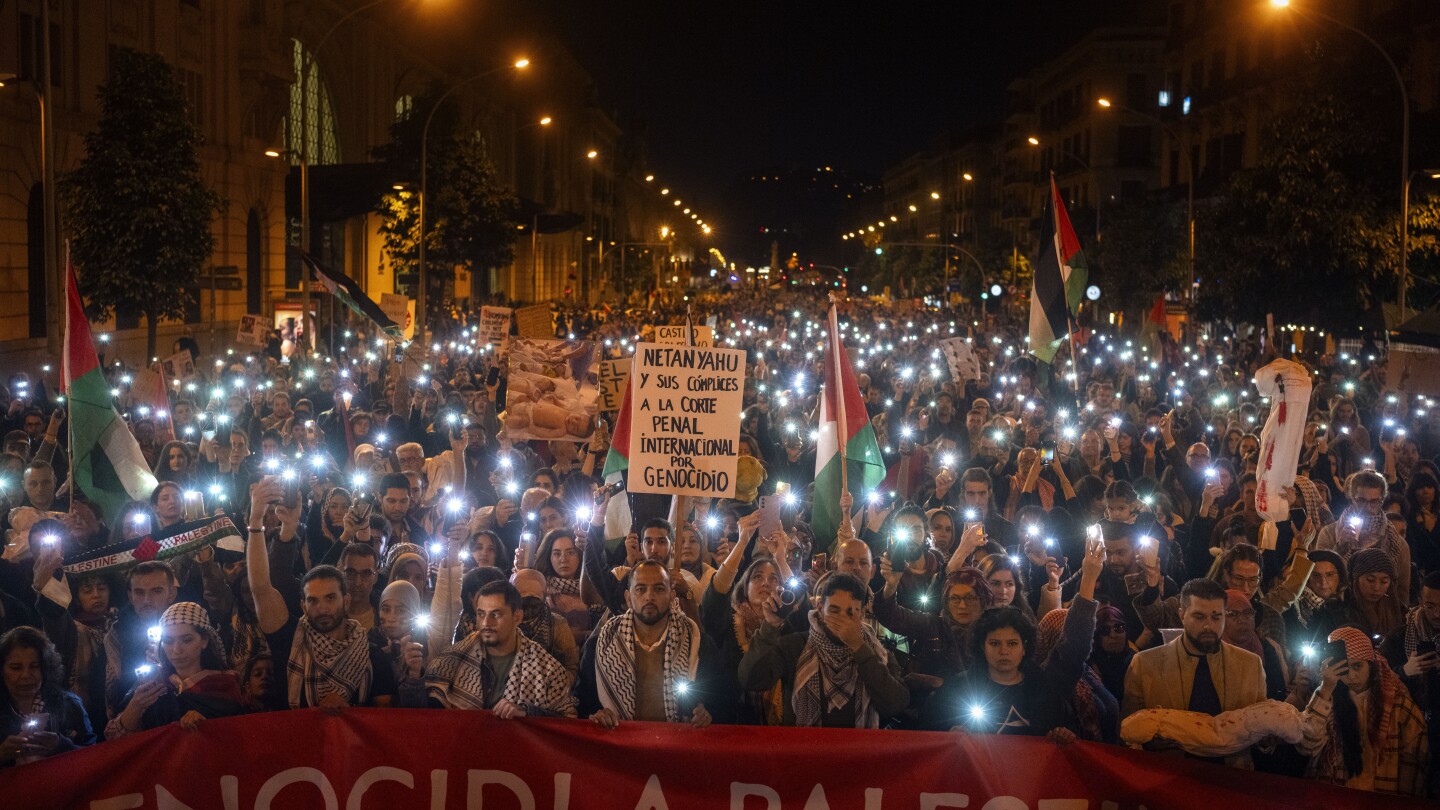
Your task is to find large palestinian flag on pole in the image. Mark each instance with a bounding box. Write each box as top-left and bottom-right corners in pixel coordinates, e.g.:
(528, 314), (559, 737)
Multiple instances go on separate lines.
(62, 256), (158, 522)
(1028, 175), (1089, 364)
(812, 303), (885, 549)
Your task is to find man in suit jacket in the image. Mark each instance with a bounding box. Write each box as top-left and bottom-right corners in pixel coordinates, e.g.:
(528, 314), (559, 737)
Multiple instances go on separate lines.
(1122, 578), (1267, 769)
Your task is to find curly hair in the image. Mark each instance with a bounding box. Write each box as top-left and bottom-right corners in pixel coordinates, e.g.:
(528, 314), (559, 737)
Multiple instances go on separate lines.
(0, 627), (66, 708)
(969, 605), (1037, 665)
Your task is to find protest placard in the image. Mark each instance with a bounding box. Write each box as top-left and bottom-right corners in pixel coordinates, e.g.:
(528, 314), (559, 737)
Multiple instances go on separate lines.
(627, 342), (746, 498)
(597, 358), (631, 412)
(161, 350), (196, 383)
(235, 314), (268, 347)
(503, 338), (598, 442)
(379, 293), (414, 340)
(939, 337), (980, 383)
(478, 306), (513, 351)
(654, 324), (714, 346)
(1390, 345), (1440, 397)
(515, 304), (553, 338)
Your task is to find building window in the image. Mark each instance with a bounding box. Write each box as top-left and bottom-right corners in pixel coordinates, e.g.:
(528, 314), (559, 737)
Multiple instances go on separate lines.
(1125, 73), (1148, 108)
(1116, 125), (1152, 168)
(284, 39), (340, 165)
(395, 94), (414, 122)
(180, 68), (205, 131)
(1210, 48), (1226, 87)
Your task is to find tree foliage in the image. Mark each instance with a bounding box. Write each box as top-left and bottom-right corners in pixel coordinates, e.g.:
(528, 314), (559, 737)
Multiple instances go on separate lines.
(62, 47), (220, 356)
(1091, 193), (1188, 319)
(374, 87), (520, 308)
(1194, 40), (1403, 327)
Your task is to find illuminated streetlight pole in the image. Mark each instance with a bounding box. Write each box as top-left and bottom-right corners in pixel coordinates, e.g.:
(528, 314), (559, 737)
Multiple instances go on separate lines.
(1097, 97), (1196, 302)
(418, 59), (530, 343)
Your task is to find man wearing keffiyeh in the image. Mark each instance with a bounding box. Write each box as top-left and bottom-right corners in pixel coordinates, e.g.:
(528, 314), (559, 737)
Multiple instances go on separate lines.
(1315, 471), (1413, 604)
(425, 581), (576, 717)
(246, 478), (425, 710)
(576, 561), (714, 729)
(738, 572), (908, 728)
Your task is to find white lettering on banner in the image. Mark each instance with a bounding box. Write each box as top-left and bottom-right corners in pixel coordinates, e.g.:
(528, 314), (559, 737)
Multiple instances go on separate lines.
(654, 325), (714, 347)
(921, 794), (970, 809)
(628, 342), (746, 498)
(347, 767), (414, 810)
(730, 783), (780, 810)
(468, 769), (536, 810)
(256, 767), (339, 810)
(801, 784), (832, 810)
(633, 775), (671, 810)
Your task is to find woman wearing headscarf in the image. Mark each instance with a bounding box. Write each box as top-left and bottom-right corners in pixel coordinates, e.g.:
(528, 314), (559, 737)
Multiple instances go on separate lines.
(1088, 604), (1132, 708)
(1336, 548), (1406, 640)
(106, 602), (246, 739)
(372, 580), (428, 685)
(1298, 626), (1430, 797)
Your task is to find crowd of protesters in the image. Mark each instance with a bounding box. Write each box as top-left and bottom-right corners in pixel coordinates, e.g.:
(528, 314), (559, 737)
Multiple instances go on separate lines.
(0, 288), (1435, 799)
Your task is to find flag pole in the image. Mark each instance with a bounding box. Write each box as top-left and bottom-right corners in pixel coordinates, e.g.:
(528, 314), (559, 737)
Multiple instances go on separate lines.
(828, 295), (848, 494)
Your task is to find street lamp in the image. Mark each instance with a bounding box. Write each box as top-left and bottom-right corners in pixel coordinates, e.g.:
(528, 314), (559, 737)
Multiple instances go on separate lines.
(1096, 97), (1196, 302)
(1028, 136), (1102, 239)
(417, 58), (531, 343)
(1270, 0), (1410, 316)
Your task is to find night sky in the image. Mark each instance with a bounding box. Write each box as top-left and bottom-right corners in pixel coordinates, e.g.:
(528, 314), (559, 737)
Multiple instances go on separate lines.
(540, 1), (1131, 216)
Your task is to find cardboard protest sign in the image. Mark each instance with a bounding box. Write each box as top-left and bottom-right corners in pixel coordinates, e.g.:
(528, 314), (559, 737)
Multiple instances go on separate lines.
(1390, 345), (1440, 397)
(940, 337), (980, 383)
(235, 314), (268, 347)
(478, 306), (513, 351)
(627, 343), (746, 498)
(502, 338), (598, 442)
(379, 293), (415, 340)
(515, 304), (553, 339)
(654, 324), (714, 346)
(597, 358), (632, 412)
(161, 350), (196, 383)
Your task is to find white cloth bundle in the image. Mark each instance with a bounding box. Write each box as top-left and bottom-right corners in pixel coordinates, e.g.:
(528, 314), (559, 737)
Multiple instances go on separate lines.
(1120, 700), (1305, 756)
(1252, 359), (1312, 550)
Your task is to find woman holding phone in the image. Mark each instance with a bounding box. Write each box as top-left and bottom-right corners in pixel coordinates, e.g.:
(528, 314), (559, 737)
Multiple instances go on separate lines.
(1297, 626), (1429, 796)
(105, 602), (246, 739)
(0, 627), (93, 766)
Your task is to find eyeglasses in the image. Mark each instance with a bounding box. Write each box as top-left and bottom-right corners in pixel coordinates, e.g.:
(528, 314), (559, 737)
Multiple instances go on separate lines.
(1099, 623), (1127, 634)
(947, 594), (981, 605)
(1228, 575), (1262, 587)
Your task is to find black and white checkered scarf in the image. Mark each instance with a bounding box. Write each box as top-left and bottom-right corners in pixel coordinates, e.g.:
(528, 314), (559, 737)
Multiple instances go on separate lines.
(591, 610), (699, 723)
(286, 616), (372, 709)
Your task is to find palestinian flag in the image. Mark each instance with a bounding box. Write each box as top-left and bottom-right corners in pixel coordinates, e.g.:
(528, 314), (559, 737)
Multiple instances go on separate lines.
(62, 256), (158, 523)
(1139, 294), (1167, 355)
(813, 304), (885, 549)
(598, 371), (635, 539)
(1028, 175), (1089, 364)
(290, 246), (403, 339)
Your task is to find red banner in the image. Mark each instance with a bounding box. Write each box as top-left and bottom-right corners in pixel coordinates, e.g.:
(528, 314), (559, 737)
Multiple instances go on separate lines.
(0, 709), (1422, 809)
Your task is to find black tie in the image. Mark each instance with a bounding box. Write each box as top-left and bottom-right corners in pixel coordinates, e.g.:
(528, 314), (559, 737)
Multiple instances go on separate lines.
(1188, 653), (1223, 716)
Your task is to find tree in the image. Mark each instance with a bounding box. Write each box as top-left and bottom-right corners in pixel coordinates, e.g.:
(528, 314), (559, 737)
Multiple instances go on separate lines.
(62, 47), (220, 357)
(374, 87), (520, 313)
(1091, 193), (1187, 320)
(1195, 38), (1402, 327)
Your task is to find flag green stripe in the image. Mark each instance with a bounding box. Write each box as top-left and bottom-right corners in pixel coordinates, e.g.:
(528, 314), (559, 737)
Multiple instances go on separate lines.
(811, 426), (886, 550)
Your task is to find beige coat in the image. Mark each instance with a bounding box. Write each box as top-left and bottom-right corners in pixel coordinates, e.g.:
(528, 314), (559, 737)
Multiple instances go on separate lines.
(1122, 636), (1267, 768)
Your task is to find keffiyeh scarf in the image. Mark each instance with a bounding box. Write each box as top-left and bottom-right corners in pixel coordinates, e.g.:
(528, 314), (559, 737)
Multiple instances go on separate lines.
(1402, 605), (1437, 659)
(792, 609), (887, 728)
(286, 616), (373, 709)
(425, 632), (574, 715)
(1334, 507), (1405, 576)
(591, 611), (700, 723)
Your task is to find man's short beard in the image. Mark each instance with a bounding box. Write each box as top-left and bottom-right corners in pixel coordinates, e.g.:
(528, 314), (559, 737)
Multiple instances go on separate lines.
(634, 606), (669, 626)
(1186, 631), (1221, 654)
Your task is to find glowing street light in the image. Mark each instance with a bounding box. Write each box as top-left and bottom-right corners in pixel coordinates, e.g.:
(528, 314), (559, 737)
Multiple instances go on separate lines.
(1027, 136), (1040, 145)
